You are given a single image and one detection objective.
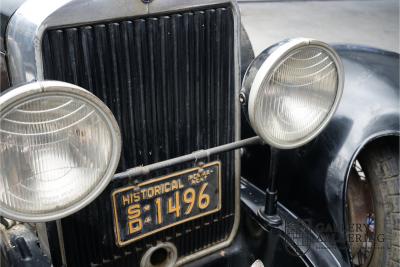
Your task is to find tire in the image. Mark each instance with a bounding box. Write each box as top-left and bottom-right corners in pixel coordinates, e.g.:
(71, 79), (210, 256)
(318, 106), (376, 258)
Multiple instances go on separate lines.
(357, 138), (399, 267)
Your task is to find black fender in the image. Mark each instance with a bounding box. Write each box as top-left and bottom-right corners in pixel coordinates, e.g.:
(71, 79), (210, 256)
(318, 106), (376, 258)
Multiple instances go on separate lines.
(274, 45), (399, 264)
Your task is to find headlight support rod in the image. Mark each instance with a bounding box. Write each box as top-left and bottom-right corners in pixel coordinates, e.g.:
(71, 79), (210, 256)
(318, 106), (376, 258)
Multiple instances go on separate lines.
(113, 136), (263, 180)
(259, 147), (282, 226)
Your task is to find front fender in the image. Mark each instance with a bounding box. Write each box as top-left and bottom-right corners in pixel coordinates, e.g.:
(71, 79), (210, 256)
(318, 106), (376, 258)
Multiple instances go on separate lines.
(276, 45), (399, 263)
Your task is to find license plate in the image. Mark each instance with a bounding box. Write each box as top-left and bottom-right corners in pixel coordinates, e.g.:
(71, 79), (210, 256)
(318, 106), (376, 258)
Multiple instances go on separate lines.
(112, 161), (221, 247)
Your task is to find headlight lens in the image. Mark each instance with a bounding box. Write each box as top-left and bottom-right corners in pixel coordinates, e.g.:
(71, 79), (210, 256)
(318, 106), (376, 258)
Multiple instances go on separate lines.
(246, 38), (344, 149)
(0, 81), (121, 222)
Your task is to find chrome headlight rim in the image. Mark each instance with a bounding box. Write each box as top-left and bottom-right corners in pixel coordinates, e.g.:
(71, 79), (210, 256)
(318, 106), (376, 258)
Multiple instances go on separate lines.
(247, 38), (344, 149)
(0, 80), (122, 222)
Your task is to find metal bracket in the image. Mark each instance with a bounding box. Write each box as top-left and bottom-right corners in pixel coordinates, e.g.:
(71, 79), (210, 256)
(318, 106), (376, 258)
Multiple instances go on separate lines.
(0, 224), (51, 267)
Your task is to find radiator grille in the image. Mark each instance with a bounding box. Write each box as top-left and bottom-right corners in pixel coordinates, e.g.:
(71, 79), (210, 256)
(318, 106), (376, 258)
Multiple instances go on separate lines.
(42, 6), (236, 267)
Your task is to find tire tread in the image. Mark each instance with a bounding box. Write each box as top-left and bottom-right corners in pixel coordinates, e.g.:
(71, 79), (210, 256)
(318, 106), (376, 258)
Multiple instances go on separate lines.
(358, 138), (399, 267)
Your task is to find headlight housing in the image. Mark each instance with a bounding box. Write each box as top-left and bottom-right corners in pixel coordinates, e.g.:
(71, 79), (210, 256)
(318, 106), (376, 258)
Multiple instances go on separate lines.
(242, 38), (344, 149)
(0, 81), (121, 222)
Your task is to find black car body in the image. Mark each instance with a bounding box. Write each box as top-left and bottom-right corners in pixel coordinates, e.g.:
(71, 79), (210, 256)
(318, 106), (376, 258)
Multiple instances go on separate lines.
(0, 1), (399, 267)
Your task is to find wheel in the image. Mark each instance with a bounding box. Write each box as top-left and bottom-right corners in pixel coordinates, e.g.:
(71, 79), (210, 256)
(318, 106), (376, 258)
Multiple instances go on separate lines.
(347, 138), (399, 267)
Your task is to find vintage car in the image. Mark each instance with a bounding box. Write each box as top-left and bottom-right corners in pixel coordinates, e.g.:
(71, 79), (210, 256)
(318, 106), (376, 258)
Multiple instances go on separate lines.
(0, 0), (398, 266)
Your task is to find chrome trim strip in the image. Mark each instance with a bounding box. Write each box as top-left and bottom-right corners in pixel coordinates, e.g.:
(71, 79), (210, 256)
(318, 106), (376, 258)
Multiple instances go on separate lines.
(56, 220), (67, 266)
(35, 223), (51, 262)
(149, 0), (232, 13)
(7, 0), (241, 265)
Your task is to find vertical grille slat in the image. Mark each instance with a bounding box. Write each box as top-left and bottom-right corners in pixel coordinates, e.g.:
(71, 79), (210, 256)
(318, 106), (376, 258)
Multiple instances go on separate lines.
(121, 21), (138, 166)
(108, 23), (126, 169)
(49, 30), (66, 81)
(205, 9), (214, 149)
(145, 18), (160, 163)
(81, 26), (95, 92)
(64, 28), (79, 84)
(171, 14), (181, 156)
(93, 25), (109, 104)
(159, 17), (171, 159)
(134, 19), (149, 165)
(214, 9), (222, 147)
(42, 6), (235, 266)
(194, 11), (204, 150)
(183, 13), (192, 154)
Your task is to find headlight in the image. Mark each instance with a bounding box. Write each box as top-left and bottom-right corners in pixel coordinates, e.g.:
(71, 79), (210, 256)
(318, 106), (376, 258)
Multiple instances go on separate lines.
(0, 81), (121, 222)
(242, 38), (344, 149)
